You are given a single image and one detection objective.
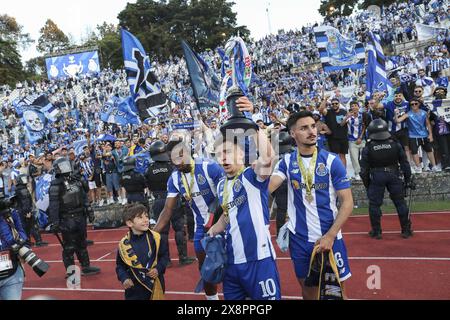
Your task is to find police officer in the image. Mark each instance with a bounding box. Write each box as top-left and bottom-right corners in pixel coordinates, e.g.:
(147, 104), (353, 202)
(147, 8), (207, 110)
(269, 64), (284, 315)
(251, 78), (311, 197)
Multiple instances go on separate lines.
(120, 157), (147, 208)
(15, 174), (48, 247)
(360, 119), (414, 239)
(146, 140), (195, 266)
(272, 130), (294, 235)
(48, 157), (101, 276)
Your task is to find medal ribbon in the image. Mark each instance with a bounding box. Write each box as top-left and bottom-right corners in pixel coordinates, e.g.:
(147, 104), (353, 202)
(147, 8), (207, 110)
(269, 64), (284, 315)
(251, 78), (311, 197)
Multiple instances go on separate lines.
(297, 148), (318, 202)
(181, 159), (195, 200)
(221, 167), (246, 223)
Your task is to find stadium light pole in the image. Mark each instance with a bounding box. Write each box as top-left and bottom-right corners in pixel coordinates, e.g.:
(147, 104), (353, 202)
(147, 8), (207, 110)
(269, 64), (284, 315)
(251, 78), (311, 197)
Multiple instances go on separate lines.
(266, 2), (272, 35)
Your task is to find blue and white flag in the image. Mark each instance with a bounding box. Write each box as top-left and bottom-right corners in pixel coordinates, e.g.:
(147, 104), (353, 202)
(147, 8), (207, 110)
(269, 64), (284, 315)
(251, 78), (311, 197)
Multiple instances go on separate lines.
(314, 25), (365, 72)
(100, 95), (140, 126)
(366, 31), (392, 99)
(35, 173), (53, 213)
(415, 23), (447, 41)
(428, 99), (450, 124)
(73, 139), (88, 156)
(130, 152), (152, 174)
(34, 94), (60, 122)
(21, 107), (48, 143)
(181, 40), (220, 111)
(121, 29), (168, 121)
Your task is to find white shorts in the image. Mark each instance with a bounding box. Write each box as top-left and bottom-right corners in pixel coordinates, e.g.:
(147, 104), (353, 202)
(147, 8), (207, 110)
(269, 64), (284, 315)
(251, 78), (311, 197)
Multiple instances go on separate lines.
(88, 181), (97, 190)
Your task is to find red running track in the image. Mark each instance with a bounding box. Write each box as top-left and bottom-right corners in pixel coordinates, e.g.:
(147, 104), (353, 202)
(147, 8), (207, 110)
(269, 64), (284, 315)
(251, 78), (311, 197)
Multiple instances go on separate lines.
(21, 211), (450, 300)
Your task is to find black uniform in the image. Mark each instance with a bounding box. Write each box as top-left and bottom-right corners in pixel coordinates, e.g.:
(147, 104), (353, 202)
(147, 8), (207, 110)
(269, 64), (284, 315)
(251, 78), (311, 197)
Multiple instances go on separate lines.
(146, 161), (190, 263)
(120, 170), (147, 208)
(15, 183), (43, 246)
(360, 138), (413, 238)
(48, 174), (98, 273)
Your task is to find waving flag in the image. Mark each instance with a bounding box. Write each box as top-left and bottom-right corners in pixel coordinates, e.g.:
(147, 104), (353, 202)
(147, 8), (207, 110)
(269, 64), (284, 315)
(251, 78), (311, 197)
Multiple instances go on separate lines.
(415, 23), (448, 41)
(181, 41), (220, 111)
(130, 152), (152, 174)
(121, 29), (168, 121)
(100, 95), (140, 126)
(366, 31), (392, 99)
(35, 173), (53, 213)
(428, 99), (450, 124)
(73, 139), (88, 156)
(314, 26), (365, 72)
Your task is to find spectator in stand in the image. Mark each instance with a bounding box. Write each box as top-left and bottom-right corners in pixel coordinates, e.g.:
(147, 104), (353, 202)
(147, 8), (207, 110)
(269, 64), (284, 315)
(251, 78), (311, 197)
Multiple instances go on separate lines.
(320, 97), (350, 167)
(395, 98), (441, 173)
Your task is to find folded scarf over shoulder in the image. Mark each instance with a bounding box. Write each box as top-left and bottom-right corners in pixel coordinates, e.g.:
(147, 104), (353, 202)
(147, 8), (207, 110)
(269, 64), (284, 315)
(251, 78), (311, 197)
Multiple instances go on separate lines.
(118, 230), (164, 300)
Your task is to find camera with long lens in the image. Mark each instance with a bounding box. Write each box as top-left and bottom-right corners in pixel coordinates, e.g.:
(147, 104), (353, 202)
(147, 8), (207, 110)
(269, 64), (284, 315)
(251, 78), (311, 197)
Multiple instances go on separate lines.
(0, 195), (49, 277)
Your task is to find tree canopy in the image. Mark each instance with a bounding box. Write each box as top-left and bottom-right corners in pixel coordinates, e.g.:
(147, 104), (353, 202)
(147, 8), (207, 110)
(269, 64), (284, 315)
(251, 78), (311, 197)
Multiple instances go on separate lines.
(0, 14), (31, 85)
(118, 0), (250, 60)
(37, 19), (70, 54)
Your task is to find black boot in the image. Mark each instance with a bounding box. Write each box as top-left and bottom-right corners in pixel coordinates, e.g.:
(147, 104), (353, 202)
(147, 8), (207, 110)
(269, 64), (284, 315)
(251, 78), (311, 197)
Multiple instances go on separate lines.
(177, 244), (196, 266)
(369, 213), (382, 240)
(401, 221), (413, 239)
(81, 265), (101, 276)
(35, 241), (49, 247)
(399, 215), (413, 239)
(368, 229), (382, 240)
(77, 248), (101, 275)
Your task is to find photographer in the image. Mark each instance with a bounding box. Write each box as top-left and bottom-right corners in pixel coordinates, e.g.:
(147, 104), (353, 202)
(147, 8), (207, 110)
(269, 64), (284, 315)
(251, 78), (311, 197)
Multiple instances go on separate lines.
(0, 195), (27, 300)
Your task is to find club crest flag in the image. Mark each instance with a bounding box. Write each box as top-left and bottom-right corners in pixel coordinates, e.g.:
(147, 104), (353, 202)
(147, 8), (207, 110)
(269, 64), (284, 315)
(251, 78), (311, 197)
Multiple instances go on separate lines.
(314, 25), (365, 72)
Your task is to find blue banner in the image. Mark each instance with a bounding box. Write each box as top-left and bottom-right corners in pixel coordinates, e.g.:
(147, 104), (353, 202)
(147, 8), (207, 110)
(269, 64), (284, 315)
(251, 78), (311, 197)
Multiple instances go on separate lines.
(45, 50), (100, 79)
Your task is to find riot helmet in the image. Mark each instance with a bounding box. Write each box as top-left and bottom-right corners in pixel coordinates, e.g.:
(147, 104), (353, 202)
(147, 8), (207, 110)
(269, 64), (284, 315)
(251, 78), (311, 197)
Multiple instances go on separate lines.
(149, 140), (169, 162)
(278, 130), (294, 155)
(368, 119), (391, 141)
(122, 157), (136, 172)
(16, 174), (29, 186)
(53, 157), (73, 176)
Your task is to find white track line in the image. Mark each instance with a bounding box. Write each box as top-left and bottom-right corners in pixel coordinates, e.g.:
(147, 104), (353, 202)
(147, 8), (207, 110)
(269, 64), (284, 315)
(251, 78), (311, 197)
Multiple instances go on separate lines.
(343, 229), (450, 235)
(40, 256), (450, 264)
(80, 212), (449, 233)
(36, 229), (450, 249)
(22, 287), (304, 299)
(96, 252), (112, 261)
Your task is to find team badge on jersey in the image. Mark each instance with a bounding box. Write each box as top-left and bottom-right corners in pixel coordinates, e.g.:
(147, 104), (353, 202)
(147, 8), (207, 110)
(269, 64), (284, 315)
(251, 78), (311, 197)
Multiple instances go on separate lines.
(233, 179), (242, 193)
(197, 174), (206, 185)
(316, 163), (328, 177)
(291, 180), (300, 190)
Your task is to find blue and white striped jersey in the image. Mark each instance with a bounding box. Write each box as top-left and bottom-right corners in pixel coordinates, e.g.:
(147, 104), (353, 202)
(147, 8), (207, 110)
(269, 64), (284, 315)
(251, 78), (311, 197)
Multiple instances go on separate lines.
(273, 149), (351, 243)
(347, 113), (364, 141)
(167, 158), (224, 230)
(385, 101), (410, 132)
(217, 167), (276, 265)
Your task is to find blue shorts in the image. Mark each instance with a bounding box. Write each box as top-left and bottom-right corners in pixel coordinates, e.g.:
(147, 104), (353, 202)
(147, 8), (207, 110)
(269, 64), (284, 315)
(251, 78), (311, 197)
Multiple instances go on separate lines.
(105, 172), (120, 192)
(193, 226), (205, 253)
(289, 231), (352, 282)
(223, 257), (281, 300)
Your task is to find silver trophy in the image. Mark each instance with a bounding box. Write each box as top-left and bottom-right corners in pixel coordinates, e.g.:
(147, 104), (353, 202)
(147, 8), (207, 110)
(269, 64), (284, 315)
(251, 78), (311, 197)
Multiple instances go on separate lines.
(220, 38), (258, 134)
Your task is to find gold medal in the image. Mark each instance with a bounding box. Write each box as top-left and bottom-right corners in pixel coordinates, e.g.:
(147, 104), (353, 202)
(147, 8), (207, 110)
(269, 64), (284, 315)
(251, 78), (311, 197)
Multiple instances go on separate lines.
(297, 148), (318, 205)
(181, 160), (195, 202)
